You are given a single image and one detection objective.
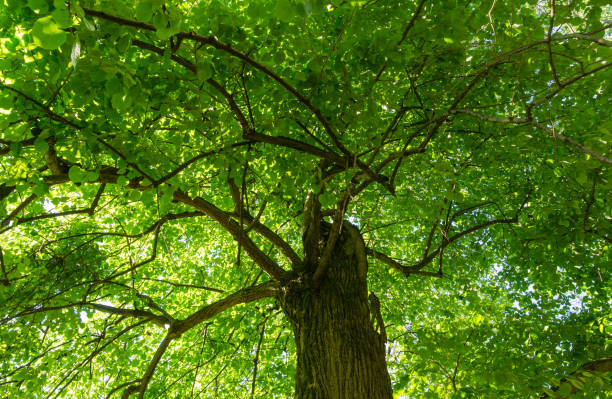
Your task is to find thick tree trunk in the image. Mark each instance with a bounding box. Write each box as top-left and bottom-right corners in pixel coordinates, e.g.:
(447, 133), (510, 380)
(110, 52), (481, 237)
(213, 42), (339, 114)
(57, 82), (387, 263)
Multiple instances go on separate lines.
(280, 222), (393, 399)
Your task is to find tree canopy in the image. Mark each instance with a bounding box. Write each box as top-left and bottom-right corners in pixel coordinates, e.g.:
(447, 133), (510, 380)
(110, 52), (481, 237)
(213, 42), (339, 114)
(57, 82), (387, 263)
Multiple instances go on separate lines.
(0, 0), (611, 398)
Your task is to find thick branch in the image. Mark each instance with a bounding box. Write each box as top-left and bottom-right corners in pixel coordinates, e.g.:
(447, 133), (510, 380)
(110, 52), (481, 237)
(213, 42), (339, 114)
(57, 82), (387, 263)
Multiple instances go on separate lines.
(0, 246), (8, 286)
(91, 303), (172, 328)
(540, 357), (612, 398)
(366, 248), (442, 278)
(367, 214), (518, 277)
(173, 191), (292, 282)
(313, 189), (352, 284)
(230, 209), (303, 270)
(1, 194), (36, 228)
(137, 334), (172, 398)
(174, 281), (278, 336)
(0, 84), (155, 182)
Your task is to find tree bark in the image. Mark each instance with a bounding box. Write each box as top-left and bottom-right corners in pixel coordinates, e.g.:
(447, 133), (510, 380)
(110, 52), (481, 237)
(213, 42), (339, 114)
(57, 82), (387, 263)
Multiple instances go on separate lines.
(280, 222), (393, 399)
(540, 356), (612, 398)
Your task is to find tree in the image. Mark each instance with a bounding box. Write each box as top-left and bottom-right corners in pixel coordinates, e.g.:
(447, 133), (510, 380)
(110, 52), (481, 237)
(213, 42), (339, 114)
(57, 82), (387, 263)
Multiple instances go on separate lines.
(0, 0), (610, 397)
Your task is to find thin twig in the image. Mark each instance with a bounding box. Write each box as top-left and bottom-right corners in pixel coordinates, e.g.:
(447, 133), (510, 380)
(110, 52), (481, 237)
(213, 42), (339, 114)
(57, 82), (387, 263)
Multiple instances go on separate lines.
(398, 0), (428, 45)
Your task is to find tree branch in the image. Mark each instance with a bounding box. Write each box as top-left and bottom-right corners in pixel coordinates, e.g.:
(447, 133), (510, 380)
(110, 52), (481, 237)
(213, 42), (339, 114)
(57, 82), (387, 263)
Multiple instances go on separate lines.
(452, 109), (612, 165)
(540, 356), (612, 398)
(140, 278), (224, 293)
(137, 334), (173, 398)
(1, 194), (36, 228)
(84, 8), (395, 194)
(2, 78), (291, 280)
(13, 183), (106, 225)
(105, 379), (141, 399)
(90, 303), (172, 328)
(0, 83), (156, 182)
(174, 281), (278, 336)
(367, 210), (520, 278)
(172, 191), (292, 282)
(154, 141), (254, 186)
(83, 7), (351, 158)
(10, 301), (171, 327)
(416, 215), (519, 269)
(547, 0), (561, 88)
(313, 189), (352, 284)
(366, 248), (442, 278)
(250, 316), (268, 399)
(227, 177), (303, 270)
(397, 0), (428, 45)
(0, 246), (9, 286)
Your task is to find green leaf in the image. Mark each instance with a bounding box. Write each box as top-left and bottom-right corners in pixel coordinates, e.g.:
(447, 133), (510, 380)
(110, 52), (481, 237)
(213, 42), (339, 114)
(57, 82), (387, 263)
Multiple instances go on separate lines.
(0, 91), (14, 109)
(304, 0), (326, 15)
(70, 40), (81, 67)
(111, 92), (132, 112)
(85, 171), (100, 182)
(32, 182), (49, 196)
(53, 0), (67, 10)
(33, 137), (49, 153)
(51, 9), (73, 29)
(129, 190), (141, 202)
(141, 190), (154, 206)
(156, 27), (173, 41)
(558, 382), (572, 396)
(68, 166), (87, 183)
(116, 36), (131, 53)
(197, 62), (213, 81)
(135, 1), (154, 22)
(27, 0), (48, 12)
(275, 0), (295, 22)
(32, 16), (67, 50)
(152, 12), (168, 31)
(70, 0), (85, 19)
(116, 175), (129, 186)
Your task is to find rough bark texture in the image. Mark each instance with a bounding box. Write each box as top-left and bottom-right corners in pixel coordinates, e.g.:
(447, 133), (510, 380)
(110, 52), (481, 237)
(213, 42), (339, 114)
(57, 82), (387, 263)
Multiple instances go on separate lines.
(280, 222), (393, 399)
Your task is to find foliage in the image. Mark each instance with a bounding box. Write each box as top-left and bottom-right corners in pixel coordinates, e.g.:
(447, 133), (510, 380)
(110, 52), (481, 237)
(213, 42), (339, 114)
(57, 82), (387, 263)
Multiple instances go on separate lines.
(0, 0), (611, 397)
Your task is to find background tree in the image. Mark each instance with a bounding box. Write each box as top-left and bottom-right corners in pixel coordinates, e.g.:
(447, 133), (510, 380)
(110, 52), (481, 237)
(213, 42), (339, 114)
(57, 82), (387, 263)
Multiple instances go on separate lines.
(0, 0), (610, 398)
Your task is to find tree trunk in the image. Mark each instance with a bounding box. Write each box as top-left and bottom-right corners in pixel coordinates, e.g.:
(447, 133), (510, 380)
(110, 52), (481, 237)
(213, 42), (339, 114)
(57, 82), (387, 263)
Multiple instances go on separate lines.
(280, 222), (393, 399)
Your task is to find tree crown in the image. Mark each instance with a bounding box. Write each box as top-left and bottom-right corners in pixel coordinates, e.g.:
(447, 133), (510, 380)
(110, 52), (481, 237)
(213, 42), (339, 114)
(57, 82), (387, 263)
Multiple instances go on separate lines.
(0, 0), (610, 397)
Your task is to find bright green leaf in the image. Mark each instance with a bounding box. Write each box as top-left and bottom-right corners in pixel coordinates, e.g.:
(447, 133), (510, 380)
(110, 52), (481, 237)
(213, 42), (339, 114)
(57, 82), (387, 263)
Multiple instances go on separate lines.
(68, 166), (86, 183)
(51, 8), (73, 29)
(32, 16), (67, 50)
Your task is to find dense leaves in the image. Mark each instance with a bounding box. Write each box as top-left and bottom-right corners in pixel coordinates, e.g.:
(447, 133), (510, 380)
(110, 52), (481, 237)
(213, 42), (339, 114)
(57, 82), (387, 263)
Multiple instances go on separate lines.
(0, 0), (611, 398)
